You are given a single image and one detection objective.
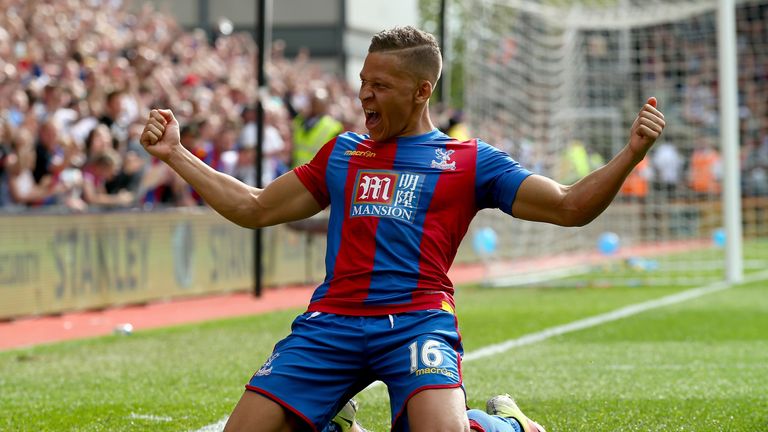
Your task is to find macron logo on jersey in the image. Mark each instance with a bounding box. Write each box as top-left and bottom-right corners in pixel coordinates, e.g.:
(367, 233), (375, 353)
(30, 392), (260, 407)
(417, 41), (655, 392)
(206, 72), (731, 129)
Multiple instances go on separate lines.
(351, 170), (424, 223)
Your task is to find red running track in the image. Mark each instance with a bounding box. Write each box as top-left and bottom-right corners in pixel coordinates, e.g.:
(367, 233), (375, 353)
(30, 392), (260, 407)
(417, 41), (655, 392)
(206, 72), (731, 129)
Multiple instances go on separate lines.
(0, 264), (486, 351)
(0, 239), (707, 351)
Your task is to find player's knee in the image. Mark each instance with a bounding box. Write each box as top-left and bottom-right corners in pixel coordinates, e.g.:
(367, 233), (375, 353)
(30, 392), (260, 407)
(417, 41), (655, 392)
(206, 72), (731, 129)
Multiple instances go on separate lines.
(407, 387), (470, 432)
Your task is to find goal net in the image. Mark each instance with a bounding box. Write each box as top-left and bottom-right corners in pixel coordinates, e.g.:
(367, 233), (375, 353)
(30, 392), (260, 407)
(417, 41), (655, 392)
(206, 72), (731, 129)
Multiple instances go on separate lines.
(461, 0), (768, 287)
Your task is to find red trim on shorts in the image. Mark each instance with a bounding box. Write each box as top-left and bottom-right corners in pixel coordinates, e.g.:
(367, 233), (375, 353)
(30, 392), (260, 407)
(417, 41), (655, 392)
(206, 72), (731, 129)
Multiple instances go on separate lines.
(469, 419), (487, 432)
(244, 385), (318, 432)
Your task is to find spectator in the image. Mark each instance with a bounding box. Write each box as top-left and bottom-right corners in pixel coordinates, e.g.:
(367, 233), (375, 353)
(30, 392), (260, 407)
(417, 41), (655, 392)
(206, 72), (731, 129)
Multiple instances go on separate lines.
(235, 105), (288, 186)
(682, 74), (718, 130)
(207, 120), (239, 176)
(620, 157), (652, 201)
(741, 133), (768, 197)
(98, 90), (131, 151)
(104, 121), (147, 200)
(6, 88), (30, 129)
(196, 116), (220, 162)
(555, 139), (604, 185)
(32, 83), (67, 124)
(6, 129), (65, 207)
(619, 157), (653, 238)
(33, 119), (73, 185)
(105, 148), (145, 198)
(81, 149), (134, 209)
(139, 157), (192, 208)
(443, 110), (471, 141)
(287, 86), (344, 167)
(84, 124), (113, 161)
(688, 136), (722, 198)
(651, 140), (684, 200)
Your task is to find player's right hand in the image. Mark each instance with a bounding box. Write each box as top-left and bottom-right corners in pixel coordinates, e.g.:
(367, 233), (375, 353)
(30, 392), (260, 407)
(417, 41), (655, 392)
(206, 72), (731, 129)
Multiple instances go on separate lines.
(140, 109), (180, 162)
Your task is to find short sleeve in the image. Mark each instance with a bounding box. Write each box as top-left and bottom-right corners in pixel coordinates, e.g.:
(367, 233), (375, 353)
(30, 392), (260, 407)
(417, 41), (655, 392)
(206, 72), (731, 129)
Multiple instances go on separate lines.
(475, 140), (533, 215)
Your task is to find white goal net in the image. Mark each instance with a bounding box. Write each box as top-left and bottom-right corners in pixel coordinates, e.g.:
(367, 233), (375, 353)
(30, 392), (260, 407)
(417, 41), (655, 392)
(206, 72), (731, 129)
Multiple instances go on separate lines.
(461, 0), (768, 287)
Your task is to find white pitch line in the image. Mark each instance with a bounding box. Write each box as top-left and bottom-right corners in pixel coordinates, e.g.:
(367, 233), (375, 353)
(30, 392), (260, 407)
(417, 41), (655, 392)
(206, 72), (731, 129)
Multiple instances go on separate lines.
(464, 280), (731, 361)
(191, 417), (229, 432)
(129, 413), (173, 422)
(191, 270), (768, 432)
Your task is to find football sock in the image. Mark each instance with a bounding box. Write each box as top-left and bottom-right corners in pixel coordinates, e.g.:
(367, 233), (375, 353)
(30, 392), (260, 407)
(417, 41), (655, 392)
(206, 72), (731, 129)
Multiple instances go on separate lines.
(322, 423), (342, 432)
(467, 409), (523, 432)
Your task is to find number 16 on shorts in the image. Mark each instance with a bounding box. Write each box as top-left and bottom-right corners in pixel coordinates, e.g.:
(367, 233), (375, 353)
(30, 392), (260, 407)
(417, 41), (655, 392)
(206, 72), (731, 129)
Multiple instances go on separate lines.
(408, 338), (459, 379)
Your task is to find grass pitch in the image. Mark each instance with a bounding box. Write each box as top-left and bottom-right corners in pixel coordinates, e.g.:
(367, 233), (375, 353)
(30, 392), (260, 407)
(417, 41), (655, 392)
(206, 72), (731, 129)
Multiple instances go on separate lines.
(2, 278), (767, 431)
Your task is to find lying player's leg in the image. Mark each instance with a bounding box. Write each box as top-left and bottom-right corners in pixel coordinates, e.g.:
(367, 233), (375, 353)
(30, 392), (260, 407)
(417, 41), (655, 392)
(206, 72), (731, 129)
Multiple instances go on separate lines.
(339, 393), (546, 432)
(467, 394), (546, 432)
(325, 399), (369, 432)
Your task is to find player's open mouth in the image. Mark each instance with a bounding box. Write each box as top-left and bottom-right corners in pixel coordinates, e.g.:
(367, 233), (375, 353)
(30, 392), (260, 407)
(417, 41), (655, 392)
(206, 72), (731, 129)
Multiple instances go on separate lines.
(364, 109), (381, 130)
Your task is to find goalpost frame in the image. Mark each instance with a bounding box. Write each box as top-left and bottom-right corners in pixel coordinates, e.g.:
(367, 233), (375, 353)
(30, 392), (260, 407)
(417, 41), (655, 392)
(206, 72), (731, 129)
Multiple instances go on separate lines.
(717, 0), (744, 283)
(469, 0), (749, 285)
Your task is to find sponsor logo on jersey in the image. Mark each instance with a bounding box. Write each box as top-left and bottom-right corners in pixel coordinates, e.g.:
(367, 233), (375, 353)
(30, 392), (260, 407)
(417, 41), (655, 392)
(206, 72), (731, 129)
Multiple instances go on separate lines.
(344, 150), (377, 158)
(431, 148), (456, 170)
(413, 367), (456, 379)
(351, 170), (424, 223)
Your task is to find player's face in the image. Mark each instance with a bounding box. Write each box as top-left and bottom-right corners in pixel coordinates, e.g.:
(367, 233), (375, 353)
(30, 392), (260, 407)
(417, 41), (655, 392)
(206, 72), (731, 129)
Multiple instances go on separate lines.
(359, 52), (420, 142)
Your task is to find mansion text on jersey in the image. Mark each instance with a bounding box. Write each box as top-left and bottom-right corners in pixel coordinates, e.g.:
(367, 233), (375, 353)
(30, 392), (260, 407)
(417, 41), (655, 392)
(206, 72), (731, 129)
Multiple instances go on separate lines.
(351, 204), (414, 221)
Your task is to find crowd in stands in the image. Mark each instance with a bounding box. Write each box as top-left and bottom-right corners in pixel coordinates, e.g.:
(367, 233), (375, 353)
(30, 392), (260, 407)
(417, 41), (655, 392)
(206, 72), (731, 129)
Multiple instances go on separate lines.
(0, 0), (372, 213)
(0, 0), (766, 215)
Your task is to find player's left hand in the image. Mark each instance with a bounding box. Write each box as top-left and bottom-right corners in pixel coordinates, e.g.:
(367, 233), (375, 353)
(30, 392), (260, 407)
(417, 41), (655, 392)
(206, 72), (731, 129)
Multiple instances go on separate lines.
(629, 97), (665, 156)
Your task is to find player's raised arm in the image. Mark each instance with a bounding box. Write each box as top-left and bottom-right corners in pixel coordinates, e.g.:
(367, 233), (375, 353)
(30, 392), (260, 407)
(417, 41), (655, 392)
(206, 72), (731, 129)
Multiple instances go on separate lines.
(512, 97), (665, 227)
(140, 109), (322, 228)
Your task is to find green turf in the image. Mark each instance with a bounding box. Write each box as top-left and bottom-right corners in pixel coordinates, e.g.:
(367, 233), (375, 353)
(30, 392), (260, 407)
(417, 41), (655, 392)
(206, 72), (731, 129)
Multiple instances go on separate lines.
(461, 282), (768, 432)
(555, 238), (768, 288)
(2, 279), (767, 431)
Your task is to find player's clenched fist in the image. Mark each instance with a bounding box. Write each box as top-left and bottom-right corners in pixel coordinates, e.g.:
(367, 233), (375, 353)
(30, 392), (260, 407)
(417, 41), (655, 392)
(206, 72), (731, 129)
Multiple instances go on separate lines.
(140, 109), (180, 162)
(629, 97), (666, 156)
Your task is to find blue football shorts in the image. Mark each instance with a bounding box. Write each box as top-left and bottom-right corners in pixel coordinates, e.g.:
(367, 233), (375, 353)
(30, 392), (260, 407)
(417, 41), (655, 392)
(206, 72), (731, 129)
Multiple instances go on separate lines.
(246, 309), (465, 431)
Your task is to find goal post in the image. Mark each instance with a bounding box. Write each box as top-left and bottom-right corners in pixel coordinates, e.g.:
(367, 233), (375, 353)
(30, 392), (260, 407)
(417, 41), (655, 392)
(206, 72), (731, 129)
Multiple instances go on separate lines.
(461, 0), (768, 287)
